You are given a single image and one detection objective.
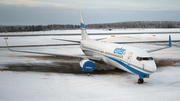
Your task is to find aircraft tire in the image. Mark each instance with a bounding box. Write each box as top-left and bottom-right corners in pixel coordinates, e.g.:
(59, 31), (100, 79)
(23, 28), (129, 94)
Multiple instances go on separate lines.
(138, 78), (144, 84)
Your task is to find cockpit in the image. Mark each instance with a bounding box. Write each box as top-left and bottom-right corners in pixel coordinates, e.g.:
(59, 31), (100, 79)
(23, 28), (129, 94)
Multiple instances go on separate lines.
(136, 57), (153, 61)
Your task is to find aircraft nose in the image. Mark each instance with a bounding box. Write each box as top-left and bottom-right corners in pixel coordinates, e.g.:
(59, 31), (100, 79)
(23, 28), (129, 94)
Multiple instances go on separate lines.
(143, 61), (157, 72)
(151, 62), (157, 72)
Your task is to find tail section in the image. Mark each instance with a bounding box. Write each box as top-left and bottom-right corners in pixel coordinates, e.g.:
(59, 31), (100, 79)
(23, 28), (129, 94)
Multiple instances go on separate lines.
(80, 11), (90, 40)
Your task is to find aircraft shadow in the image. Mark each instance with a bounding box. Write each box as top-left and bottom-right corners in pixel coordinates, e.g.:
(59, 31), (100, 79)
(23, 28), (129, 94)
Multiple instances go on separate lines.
(2, 56), (180, 74)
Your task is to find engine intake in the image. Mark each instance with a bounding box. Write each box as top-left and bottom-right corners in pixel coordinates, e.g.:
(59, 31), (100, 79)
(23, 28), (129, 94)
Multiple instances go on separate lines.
(79, 60), (95, 72)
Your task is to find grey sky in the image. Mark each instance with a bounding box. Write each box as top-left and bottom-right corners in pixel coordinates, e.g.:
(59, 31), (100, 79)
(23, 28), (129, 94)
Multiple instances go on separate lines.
(0, 0), (180, 25)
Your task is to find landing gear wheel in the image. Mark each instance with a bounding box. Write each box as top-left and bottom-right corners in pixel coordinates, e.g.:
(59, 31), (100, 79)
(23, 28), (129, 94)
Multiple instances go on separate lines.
(137, 78), (144, 84)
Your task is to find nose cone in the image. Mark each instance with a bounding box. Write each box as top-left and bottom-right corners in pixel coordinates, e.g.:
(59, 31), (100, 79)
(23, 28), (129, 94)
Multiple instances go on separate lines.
(143, 61), (157, 73)
(150, 61), (157, 72)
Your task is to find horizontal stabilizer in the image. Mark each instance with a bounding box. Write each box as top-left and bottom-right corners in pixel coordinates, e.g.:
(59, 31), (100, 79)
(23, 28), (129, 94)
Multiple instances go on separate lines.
(95, 37), (107, 41)
(52, 38), (80, 43)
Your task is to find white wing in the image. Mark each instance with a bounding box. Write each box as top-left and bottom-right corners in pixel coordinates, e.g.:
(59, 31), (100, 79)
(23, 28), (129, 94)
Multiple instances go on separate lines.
(4, 38), (103, 61)
(147, 35), (172, 53)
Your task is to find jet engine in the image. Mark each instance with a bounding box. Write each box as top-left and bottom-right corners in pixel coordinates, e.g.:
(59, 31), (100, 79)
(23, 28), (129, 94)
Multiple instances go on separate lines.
(79, 59), (95, 72)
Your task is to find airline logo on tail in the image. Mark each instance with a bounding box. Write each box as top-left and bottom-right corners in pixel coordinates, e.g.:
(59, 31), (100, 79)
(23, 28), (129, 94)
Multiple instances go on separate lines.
(81, 23), (85, 29)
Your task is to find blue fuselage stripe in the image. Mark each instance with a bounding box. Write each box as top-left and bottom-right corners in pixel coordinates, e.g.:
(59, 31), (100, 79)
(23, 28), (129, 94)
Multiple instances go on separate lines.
(104, 55), (149, 76)
(82, 50), (149, 76)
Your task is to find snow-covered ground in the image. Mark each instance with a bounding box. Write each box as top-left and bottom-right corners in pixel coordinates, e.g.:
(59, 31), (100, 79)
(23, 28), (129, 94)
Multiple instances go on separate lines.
(0, 29), (180, 101)
(0, 67), (180, 101)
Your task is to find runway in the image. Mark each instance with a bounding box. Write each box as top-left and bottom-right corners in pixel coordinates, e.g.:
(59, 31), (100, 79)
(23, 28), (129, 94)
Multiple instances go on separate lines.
(0, 31), (180, 37)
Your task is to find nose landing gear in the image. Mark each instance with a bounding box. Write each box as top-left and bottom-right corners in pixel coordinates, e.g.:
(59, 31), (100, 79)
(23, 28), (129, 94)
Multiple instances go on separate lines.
(137, 78), (144, 84)
(138, 75), (145, 84)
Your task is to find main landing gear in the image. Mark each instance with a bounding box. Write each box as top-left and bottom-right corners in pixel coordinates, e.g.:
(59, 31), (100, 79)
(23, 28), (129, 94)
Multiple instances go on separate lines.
(137, 78), (144, 84)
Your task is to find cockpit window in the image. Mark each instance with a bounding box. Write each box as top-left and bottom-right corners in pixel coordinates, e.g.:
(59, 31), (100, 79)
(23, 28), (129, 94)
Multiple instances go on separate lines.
(136, 57), (153, 61)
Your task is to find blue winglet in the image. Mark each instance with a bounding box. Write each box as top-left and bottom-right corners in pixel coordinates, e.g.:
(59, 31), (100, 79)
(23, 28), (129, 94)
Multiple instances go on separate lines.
(169, 35), (172, 47)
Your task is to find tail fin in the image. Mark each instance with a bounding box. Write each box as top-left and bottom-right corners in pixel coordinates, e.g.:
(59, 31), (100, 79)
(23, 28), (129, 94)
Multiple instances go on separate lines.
(80, 11), (90, 40)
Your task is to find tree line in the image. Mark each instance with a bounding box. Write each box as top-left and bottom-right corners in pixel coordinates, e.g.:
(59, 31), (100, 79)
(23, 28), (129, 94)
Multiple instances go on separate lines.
(0, 24), (80, 32)
(0, 21), (180, 32)
(86, 21), (180, 29)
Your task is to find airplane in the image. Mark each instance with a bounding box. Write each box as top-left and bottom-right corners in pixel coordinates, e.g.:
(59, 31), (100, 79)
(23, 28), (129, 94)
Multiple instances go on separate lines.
(4, 11), (172, 84)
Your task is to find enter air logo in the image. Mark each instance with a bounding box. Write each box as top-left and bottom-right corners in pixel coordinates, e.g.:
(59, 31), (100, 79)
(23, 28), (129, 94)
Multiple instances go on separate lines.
(114, 47), (126, 55)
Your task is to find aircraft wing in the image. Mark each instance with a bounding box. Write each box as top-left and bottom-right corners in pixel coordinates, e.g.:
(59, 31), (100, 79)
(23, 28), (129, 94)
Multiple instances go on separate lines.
(4, 38), (103, 61)
(147, 35), (172, 53)
(113, 40), (180, 44)
(52, 35), (180, 44)
(0, 43), (79, 48)
(7, 48), (102, 61)
(147, 46), (170, 53)
(101, 35), (180, 44)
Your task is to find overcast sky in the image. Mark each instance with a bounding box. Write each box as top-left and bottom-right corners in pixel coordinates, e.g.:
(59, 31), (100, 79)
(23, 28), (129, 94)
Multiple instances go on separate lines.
(0, 0), (180, 25)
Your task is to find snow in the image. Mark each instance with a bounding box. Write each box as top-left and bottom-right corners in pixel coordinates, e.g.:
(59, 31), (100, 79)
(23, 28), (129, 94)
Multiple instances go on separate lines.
(0, 29), (180, 101)
(0, 67), (180, 101)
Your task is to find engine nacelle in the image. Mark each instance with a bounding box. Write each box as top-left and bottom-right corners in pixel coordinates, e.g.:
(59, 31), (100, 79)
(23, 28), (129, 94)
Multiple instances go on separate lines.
(79, 60), (95, 72)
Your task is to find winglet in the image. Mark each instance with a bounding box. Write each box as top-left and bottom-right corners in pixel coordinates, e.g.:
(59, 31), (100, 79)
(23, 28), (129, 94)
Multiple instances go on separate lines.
(169, 35), (172, 47)
(4, 37), (11, 51)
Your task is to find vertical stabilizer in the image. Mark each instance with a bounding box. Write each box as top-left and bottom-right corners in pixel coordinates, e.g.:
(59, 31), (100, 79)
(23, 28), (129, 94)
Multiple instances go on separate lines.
(80, 11), (90, 40)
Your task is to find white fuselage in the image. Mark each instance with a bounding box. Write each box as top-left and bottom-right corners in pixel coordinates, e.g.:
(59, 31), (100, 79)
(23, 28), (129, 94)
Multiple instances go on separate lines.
(80, 40), (157, 77)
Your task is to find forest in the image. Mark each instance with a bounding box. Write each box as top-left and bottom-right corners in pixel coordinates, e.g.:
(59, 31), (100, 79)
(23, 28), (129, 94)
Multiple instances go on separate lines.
(0, 21), (180, 32)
